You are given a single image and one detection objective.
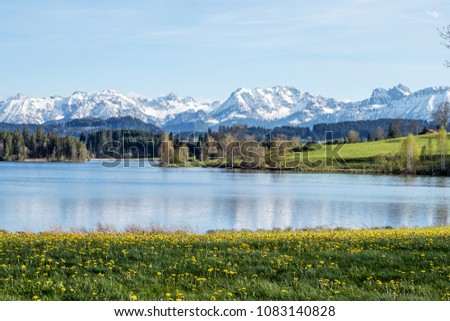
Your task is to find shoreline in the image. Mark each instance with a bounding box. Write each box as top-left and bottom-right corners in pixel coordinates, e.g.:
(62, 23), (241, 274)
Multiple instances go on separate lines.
(3, 225), (449, 235)
(1, 158), (448, 176)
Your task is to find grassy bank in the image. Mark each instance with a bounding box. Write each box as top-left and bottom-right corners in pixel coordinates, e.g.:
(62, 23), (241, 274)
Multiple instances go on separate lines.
(1, 227), (449, 301)
(302, 133), (449, 172)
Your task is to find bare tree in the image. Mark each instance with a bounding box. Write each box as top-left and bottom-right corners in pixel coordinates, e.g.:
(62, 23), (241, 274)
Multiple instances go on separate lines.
(240, 136), (264, 169)
(399, 134), (419, 174)
(159, 132), (174, 166)
(437, 127), (448, 172)
(428, 138), (434, 173)
(408, 120), (420, 135)
(433, 102), (450, 130)
(175, 142), (189, 165)
(439, 25), (450, 67)
(374, 127), (385, 141)
(347, 130), (360, 143)
(291, 136), (302, 148)
(220, 135), (238, 167)
(387, 119), (403, 138)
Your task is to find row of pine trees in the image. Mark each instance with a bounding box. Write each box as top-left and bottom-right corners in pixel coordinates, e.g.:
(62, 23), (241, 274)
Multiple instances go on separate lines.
(0, 128), (88, 161)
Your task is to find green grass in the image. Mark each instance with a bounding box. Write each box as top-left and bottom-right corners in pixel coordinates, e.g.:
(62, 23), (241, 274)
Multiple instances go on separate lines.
(307, 134), (449, 160)
(287, 133), (450, 173)
(1, 228), (449, 301)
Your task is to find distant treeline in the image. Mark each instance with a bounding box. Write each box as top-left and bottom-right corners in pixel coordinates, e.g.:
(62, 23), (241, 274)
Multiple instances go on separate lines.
(215, 119), (432, 142)
(0, 128), (88, 161)
(83, 130), (161, 159)
(0, 117), (432, 141)
(0, 116), (161, 137)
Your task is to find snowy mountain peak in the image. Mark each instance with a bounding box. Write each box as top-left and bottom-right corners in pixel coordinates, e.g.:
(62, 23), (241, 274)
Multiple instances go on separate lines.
(387, 84), (411, 100)
(71, 90), (87, 95)
(0, 85), (449, 129)
(9, 93), (28, 100)
(394, 83), (411, 95)
(99, 89), (120, 96)
(163, 92), (179, 100)
(369, 84), (411, 105)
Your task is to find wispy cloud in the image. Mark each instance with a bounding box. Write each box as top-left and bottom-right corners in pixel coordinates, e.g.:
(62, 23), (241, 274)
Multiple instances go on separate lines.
(426, 10), (442, 18)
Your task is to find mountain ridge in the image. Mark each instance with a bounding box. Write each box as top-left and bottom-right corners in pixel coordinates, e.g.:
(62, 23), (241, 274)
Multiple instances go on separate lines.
(1, 84), (449, 130)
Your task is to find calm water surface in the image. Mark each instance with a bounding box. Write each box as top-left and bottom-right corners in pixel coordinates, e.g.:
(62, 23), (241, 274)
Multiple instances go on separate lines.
(1, 161), (449, 232)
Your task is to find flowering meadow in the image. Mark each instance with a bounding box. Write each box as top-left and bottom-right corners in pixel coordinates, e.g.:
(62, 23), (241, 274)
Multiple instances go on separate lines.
(0, 227), (449, 301)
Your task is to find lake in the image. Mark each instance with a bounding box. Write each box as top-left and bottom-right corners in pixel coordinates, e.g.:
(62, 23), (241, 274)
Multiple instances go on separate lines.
(0, 161), (449, 232)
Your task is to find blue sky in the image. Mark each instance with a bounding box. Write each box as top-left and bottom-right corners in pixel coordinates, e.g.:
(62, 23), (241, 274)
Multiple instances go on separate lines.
(0, 0), (449, 101)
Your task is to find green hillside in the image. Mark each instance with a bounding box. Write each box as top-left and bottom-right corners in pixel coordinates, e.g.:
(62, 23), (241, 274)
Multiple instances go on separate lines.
(292, 133), (449, 174)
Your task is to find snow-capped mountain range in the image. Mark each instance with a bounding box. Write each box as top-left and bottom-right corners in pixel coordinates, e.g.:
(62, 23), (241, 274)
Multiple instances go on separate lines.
(0, 84), (449, 130)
